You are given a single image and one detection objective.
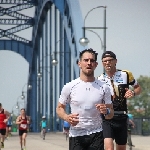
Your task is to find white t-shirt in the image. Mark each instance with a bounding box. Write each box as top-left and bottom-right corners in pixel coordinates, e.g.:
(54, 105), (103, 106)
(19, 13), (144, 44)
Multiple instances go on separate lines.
(59, 78), (112, 137)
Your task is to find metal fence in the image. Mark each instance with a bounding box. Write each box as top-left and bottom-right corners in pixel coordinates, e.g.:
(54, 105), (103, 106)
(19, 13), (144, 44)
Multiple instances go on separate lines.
(132, 117), (150, 136)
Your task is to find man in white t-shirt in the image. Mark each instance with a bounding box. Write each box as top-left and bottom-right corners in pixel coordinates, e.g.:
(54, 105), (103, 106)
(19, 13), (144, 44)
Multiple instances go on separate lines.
(56, 48), (114, 150)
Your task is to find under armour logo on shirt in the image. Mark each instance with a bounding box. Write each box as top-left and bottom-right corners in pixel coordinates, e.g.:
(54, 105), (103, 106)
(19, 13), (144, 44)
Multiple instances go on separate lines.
(86, 88), (90, 91)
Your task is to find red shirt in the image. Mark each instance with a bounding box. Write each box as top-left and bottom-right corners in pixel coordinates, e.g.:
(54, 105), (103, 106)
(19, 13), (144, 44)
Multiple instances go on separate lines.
(0, 109), (6, 129)
(19, 116), (28, 130)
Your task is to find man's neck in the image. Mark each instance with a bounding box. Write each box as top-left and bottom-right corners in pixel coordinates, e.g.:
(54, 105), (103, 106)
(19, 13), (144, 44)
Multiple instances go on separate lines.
(105, 68), (117, 78)
(80, 74), (95, 82)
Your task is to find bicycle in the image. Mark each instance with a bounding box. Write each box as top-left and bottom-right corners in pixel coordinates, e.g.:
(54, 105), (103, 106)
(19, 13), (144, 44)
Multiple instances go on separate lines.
(41, 128), (46, 140)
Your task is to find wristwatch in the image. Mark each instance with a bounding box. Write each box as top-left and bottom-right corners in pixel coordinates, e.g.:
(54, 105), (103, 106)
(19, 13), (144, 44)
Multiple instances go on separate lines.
(104, 108), (110, 116)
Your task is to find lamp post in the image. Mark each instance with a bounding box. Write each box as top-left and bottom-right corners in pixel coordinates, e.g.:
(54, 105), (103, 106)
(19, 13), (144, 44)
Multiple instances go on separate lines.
(51, 51), (70, 66)
(86, 29), (104, 50)
(79, 6), (107, 52)
(21, 83), (32, 98)
(37, 54), (51, 78)
(16, 95), (23, 115)
(79, 6), (107, 73)
(22, 83), (32, 91)
(21, 83), (32, 109)
(12, 103), (19, 115)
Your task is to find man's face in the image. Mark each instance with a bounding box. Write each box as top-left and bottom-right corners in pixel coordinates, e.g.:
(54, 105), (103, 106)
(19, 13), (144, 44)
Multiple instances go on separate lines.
(102, 56), (117, 72)
(78, 52), (98, 76)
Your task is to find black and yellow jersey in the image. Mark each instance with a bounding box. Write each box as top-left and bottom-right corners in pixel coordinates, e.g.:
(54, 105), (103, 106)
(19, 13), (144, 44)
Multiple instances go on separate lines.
(98, 69), (138, 111)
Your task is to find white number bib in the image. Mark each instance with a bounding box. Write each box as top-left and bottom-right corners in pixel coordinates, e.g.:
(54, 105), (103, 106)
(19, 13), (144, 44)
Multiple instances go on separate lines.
(20, 124), (27, 129)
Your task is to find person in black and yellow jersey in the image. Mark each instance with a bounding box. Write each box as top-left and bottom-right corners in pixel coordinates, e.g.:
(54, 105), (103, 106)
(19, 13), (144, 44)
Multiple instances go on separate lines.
(98, 51), (141, 150)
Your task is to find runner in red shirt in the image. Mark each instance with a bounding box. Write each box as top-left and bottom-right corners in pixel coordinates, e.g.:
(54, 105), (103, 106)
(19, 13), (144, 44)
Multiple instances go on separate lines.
(16, 108), (30, 150)
(0, 103), (10, 149)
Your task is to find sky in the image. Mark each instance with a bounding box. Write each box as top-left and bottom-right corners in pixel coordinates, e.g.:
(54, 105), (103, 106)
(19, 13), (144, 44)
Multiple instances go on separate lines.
(0, 0), (150, 111)
(79, 0), (150, 79)
(0, 50), (29, 114)
(0, 5), (34, 112)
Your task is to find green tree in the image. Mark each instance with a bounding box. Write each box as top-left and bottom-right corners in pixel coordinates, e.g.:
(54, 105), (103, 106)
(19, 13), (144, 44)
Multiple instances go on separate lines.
(128, 75), (150, 117)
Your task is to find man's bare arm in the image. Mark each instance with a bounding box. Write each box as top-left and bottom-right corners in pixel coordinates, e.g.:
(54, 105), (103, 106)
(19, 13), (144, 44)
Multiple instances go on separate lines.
(133, 84), (141, 96)
(4, 110), (10, 123)
(125, 84), (141, 98)
(56, 102), (79, 126)
(56, 102), (68, 121)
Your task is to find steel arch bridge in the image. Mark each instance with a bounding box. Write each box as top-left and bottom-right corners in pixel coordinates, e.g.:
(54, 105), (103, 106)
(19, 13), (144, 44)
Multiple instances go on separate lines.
(0, 0), (83, 132)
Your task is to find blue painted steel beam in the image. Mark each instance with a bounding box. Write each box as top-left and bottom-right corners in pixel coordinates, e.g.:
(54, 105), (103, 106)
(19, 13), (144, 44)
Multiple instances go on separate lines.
(0, 6), (32, 19)
(0, 40), (32, 65)
(0, 1), (35, 44)
(0, 25), (32, 35)
(0, 32), (31, 44)
(52, 0), (64, 14)
(0, 0), (35, 4)
(6, 34), (30, 43)
(0, 4), (35, 14)
(0, 19), (34, 25)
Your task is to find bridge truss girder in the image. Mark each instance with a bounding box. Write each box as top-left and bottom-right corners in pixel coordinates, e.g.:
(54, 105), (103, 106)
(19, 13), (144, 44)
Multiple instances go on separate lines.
(0, 0), (35, 5)
(30, 0), (83, 132)
(0, 0), (36, 45)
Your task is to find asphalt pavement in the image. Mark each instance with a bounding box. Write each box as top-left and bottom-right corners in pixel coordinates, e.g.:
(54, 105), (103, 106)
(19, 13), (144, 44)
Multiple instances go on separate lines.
(2, 132), (150, 150)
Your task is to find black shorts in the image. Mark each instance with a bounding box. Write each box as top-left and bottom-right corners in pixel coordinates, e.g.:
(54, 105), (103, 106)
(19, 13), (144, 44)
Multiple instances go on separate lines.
(7, 125), (12, 128)
(102, 118), (127, 145)
(0, 129), (6, 135)
(19, 130), (27, 136)
(69, 131), (104, 150)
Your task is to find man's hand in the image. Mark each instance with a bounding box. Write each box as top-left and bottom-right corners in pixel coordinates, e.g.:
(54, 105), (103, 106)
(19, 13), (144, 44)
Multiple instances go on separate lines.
(124, 88), (134, 98)
(96, 103), (114, 119)
(65, 113), (79, 126)
(95, 104), (107, 115)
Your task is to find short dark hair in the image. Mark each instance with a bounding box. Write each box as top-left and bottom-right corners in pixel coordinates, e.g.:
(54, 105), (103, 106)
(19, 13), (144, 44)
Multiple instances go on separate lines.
(79, 48), (98, 61)
(21, 108), (25, 111)
(0, 103), (1, 106)
(101, 51), (116, 59)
